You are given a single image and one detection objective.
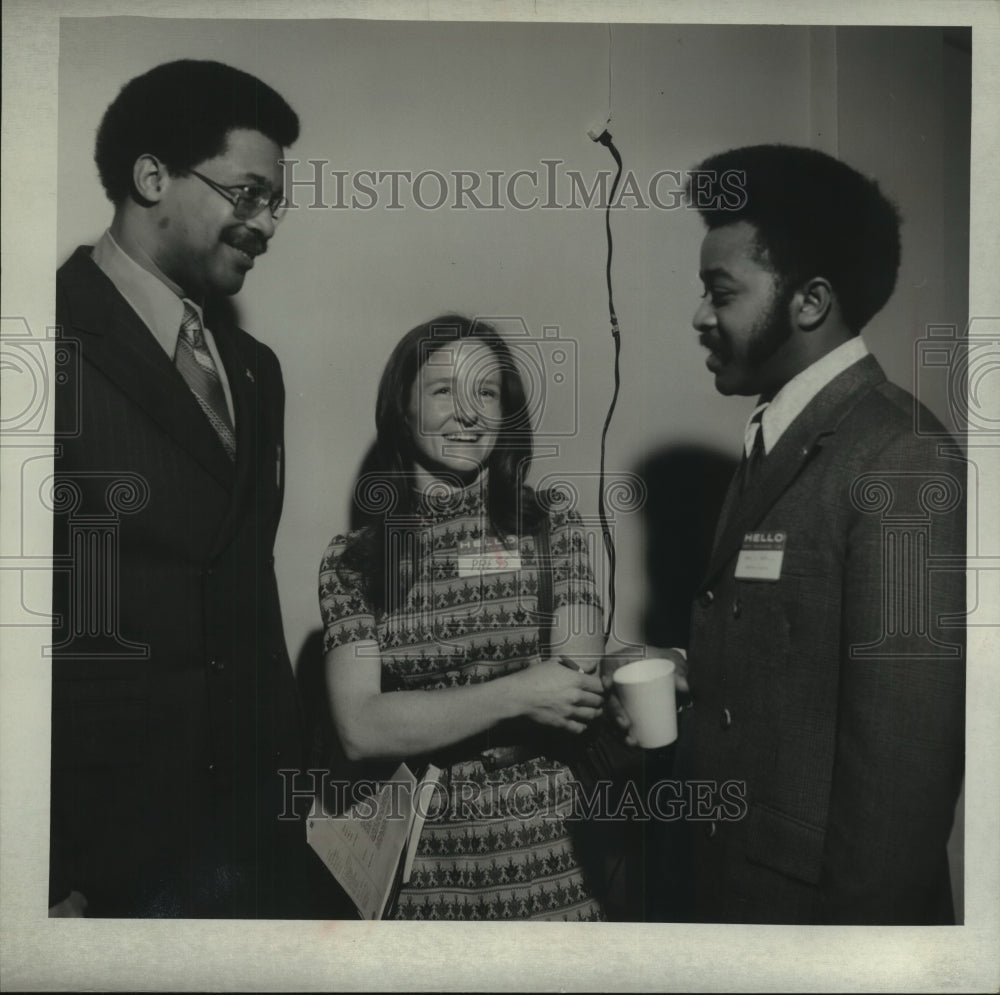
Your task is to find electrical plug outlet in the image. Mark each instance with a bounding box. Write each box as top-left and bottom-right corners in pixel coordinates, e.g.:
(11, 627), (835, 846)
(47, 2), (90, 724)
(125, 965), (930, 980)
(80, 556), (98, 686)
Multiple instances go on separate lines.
(587, 121), (609, 142)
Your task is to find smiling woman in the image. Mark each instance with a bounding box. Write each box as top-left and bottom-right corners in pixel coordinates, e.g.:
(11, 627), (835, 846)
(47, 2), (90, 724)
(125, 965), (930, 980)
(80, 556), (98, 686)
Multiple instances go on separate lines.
(405, 338), (503, 488)
(317, 314), (610, 920)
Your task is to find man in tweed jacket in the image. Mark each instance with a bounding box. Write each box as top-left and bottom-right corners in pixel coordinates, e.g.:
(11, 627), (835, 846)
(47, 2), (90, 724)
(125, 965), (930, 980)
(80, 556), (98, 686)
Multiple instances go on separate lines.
(679, 144), (965, 924)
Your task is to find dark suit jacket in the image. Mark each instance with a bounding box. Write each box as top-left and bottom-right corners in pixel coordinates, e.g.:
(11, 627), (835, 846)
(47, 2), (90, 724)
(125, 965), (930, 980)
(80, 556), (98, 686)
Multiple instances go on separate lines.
(684, 354), (966, 924)
(49, 246), (315, 917)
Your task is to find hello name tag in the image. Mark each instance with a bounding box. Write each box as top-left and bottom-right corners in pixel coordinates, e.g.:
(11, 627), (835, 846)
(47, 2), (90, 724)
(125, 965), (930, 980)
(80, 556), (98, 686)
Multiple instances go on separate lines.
(456, 537), (522, 577)
(734, 531), (787, 581)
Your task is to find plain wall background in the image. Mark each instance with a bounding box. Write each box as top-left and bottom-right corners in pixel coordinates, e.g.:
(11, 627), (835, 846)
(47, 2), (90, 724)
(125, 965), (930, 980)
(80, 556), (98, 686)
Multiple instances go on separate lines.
(56, 17), (970, 910)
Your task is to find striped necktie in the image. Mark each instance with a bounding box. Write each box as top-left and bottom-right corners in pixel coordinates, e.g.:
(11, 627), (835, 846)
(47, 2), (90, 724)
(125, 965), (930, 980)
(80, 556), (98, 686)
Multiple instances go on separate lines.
(174, 302), (236, 460)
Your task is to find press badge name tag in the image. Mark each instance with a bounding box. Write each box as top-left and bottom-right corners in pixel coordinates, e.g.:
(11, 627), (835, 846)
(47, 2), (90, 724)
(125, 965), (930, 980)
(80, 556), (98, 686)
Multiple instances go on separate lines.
(456, 537), (522, 577)
(734, 531), (787, 581)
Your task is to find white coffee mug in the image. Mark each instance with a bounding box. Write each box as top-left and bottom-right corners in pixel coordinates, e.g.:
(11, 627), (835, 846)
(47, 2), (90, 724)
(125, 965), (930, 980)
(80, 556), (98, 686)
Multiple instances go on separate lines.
(613, 657), (678, 748)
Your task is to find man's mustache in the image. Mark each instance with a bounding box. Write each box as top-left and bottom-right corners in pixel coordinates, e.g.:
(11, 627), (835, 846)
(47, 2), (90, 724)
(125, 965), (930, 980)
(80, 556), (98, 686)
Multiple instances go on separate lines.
(223, 230), (268, 258)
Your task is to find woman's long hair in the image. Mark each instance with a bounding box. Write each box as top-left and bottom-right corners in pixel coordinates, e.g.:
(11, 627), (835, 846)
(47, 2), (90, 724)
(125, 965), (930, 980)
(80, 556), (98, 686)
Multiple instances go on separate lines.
(340, 314), (542, 615)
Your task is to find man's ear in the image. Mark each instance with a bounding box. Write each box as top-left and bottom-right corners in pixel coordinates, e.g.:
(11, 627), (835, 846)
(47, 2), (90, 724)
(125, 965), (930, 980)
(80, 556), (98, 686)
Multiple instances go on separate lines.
(793, 277), (834, 332)
(131, 154), (170, 204)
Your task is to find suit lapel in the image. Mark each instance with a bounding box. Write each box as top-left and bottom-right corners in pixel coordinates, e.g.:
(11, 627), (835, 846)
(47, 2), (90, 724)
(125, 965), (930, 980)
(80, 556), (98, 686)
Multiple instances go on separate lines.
(207, 317), (260, 556)
(704, 355), (886, 585)
(61, 249), (235, 489)
(712, 464), (744, 553)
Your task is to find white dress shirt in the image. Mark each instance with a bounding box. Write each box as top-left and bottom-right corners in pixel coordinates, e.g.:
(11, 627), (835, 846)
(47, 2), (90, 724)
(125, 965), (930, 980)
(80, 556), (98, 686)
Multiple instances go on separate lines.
(92, 230), (236, 424)
(743, 336), (870, 458)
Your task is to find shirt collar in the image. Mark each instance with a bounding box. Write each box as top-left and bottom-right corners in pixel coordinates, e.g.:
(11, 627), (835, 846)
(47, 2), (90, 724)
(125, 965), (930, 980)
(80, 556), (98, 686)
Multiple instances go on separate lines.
(748, 336), (870, 455)
(91, 230), (198, 356)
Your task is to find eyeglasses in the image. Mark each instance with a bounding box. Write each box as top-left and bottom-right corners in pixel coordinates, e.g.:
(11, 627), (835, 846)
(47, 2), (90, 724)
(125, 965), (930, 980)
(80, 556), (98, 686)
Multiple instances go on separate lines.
(187, 169), (289, 222)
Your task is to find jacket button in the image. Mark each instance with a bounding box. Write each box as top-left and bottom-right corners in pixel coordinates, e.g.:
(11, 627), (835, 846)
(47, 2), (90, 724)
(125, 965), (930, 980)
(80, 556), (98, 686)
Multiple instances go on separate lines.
(706, 821), (717, 839)
(210, 658), (226, 672)
(699, 590), (714, 608)
(731, 598), (742, 619)
(720, 707), (733, 730)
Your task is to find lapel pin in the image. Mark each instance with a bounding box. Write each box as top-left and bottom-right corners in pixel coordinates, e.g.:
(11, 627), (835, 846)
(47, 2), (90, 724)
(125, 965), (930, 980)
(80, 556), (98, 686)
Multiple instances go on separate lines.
(245, 368), (255, 383)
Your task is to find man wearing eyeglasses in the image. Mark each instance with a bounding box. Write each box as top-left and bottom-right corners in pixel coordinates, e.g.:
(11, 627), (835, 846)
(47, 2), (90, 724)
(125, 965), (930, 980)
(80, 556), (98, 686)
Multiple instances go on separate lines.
(49, 60), (338, 918)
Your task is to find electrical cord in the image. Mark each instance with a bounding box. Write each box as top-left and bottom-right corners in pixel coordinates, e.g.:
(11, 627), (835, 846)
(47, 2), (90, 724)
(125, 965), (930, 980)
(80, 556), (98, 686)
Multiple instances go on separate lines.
(594, 128), (623, 643)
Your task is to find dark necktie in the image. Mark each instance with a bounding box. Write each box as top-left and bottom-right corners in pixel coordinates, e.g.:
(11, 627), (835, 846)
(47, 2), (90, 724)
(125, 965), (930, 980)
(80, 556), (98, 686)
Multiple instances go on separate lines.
(740, 406), (767, 494)
(174, 302), (236, 461)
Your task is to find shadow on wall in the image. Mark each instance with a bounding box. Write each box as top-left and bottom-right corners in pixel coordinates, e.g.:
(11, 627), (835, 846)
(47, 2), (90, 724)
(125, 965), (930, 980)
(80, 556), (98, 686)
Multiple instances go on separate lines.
(636, 444), (739, 649)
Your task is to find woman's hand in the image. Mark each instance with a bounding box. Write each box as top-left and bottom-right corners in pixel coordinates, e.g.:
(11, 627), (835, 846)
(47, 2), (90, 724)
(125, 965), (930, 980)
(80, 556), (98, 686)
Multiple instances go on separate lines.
(509, 658), (604, 734)
(599, 646), (642, 744)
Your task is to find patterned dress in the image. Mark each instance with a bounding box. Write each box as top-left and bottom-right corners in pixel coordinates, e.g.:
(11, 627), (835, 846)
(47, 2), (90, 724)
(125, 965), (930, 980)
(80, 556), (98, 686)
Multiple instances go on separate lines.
(318, 481), (605, 921)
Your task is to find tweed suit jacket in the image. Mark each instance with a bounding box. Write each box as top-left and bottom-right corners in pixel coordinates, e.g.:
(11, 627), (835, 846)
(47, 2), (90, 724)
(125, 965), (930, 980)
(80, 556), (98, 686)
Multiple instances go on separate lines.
(49, 246), (306, 916)
(684, 353), (966, 924)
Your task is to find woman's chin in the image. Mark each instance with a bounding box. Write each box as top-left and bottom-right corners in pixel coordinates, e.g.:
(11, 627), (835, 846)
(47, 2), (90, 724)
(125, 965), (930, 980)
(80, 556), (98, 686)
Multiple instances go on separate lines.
(412, 457), (487, 491)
